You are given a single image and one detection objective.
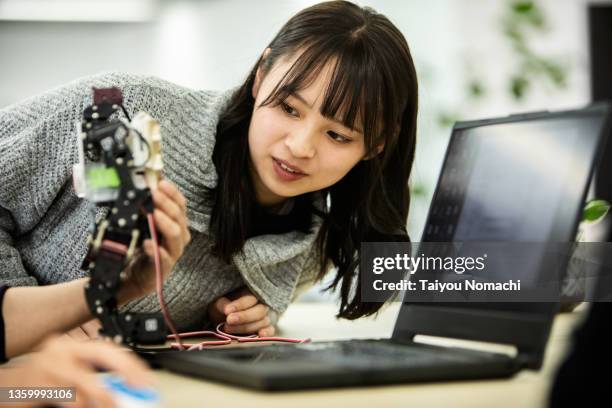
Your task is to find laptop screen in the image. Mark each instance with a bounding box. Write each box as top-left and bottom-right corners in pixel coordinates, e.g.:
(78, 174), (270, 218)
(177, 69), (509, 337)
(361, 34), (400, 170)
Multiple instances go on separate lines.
(423, 115), (604, 243)
(393, 106), (610, 350)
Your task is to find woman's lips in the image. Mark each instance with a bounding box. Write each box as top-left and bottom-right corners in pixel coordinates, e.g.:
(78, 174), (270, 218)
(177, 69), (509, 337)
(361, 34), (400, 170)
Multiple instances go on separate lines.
(272, 157), (307, 181)
(274, 157), (307, 174)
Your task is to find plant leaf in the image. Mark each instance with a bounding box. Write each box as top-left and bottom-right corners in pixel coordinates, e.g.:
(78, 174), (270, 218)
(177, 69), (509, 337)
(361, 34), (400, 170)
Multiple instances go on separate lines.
(512, 1), (534, 15)
(436, 111), (459, 128)
(582, 199), (611, 223)
(468, 80), (486, 98)
(510, 75), (530, 100)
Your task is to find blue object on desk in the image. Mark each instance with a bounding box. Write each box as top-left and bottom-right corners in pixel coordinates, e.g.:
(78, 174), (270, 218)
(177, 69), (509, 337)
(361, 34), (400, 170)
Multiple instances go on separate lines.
(100, 374), (160, 408)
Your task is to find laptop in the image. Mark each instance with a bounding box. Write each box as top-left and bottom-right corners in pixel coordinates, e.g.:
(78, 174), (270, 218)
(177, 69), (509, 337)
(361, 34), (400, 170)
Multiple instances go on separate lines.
(149, 103), (611, 391)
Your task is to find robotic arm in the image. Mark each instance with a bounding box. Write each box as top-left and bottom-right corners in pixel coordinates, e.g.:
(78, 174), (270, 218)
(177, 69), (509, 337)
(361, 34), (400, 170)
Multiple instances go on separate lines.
(72, 87), (167, 346)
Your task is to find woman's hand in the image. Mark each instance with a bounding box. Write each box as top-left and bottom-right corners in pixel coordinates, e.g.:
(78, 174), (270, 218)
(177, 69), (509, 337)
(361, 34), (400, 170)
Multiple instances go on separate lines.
(119, 180), (191, 304)
(3, 335), (153, 408)
(207, 287), (276, 337)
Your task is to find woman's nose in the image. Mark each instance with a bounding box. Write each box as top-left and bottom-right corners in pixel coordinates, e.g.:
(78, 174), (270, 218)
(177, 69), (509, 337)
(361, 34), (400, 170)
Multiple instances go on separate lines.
(285, 127), (316, 159)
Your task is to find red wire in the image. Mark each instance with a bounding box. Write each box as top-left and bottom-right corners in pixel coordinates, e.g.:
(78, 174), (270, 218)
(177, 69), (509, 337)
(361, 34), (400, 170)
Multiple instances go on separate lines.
(214, 324), (258, 340)
(144, 182), (308, 352)
(147, 212), (185, 350)
(167, 323), (310, 350)
(216, 323), (310, 344)
(167, 330), (233, 349)
(235, 337), (310, 344)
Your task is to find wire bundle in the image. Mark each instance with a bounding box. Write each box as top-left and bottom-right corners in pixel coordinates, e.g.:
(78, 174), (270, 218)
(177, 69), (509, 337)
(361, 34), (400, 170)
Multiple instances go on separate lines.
(146, 211), (310, 352)
(168, 323), (311, 351)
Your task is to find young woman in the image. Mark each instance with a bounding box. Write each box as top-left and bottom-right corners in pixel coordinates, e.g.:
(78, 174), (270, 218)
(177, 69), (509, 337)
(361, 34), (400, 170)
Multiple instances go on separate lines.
(0, 0), (418, 348)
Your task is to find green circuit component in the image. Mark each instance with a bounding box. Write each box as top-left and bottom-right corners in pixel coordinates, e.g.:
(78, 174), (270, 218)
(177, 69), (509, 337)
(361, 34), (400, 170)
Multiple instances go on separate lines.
(86, 166), (121, 189)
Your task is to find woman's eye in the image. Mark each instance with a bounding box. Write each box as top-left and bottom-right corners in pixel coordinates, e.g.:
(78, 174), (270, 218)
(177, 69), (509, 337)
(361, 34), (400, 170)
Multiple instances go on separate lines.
(280, 101), (299, 117)
(328, 131), (351, 144)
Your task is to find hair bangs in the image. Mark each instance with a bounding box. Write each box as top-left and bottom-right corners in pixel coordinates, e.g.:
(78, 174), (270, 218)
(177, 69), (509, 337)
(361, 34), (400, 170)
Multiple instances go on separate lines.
(259, 41), (390, 155)
(320, 45), (387, 156)
(259, 42), (337, 110)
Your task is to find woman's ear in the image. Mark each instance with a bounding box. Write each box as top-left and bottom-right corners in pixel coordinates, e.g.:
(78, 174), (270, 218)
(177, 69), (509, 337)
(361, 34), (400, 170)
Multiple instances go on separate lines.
(363, 140), (385, 160)
(252, 48), (272, 100)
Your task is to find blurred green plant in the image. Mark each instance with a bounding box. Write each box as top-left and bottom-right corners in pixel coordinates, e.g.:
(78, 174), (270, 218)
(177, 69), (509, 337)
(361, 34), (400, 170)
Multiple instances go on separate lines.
(435, 0), (570, 127)
(576, 199), (610, 242)
(410, 182), (427, 198)
(582, 199), (611, 224)
(436, 111), (460, 128)
(502, 0), (568, 100)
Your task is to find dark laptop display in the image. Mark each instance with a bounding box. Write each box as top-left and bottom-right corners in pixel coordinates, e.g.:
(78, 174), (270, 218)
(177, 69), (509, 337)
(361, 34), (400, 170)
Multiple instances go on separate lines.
(152, 104), (611, 390)
(426, 117), (599, 243)
(395, 109), (610, 367)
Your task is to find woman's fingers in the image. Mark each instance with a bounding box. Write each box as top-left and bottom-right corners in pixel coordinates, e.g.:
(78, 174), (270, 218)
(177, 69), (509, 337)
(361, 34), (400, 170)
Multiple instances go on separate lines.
(152, 180), (191, 249)
(152, 188), (185, 231)
(210, 287), (277, 335)
(158, 180), (187, 214)
(214, 296), (232, 315)
(224, 303), (271, 334)
(119, 180), (189, 301)
(226, 303), (269, 325)
(224, 317), (271, 334)
(153, 183), (190, 240)
(152, 209), (184, 260)
(30, 337), (154, 408)
(207, 296), (231, 324)
(73, 341), (153, 388)
(258, 325), (276, 337)
(45, 337), (153, 386)
(224, 293), (258, 314)
(70, 369), (119, 408)
(208, 292), (264, 327)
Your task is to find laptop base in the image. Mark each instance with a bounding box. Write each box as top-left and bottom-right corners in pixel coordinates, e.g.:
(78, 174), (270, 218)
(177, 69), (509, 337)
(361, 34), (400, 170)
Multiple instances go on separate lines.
(152, 339), (519, 391)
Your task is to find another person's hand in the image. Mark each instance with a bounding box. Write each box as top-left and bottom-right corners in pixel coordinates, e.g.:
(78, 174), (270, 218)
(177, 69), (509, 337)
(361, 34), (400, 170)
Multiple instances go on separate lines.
(3, 335), (153, 408)
(207, 287), (276, 337)
(119, 180), (191, 303)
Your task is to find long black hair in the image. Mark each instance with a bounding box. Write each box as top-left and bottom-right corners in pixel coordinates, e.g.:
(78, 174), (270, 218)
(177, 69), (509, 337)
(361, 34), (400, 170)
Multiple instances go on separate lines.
(206, 0), (418, 319)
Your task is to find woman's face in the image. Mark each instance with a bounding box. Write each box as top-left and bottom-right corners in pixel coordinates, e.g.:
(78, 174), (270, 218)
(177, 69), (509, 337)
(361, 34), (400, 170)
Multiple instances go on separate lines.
(248, 53), (368, 207)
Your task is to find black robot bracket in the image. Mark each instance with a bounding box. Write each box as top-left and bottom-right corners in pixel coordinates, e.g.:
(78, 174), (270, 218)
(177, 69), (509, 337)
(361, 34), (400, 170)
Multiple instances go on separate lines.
(74, 87), (167, 346)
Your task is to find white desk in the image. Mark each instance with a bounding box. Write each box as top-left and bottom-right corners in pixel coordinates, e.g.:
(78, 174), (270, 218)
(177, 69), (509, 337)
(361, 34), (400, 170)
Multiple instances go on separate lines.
(153, 303), (585, 408)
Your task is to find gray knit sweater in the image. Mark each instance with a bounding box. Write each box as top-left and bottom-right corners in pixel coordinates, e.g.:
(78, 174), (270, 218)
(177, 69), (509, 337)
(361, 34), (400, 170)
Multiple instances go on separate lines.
(0, 72), (322, 330)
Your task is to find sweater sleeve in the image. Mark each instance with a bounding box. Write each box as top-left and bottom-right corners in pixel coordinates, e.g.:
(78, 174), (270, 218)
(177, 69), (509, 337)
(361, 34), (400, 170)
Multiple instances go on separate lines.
(0, 209), (38, 286)
(9, 89), (79, 286)
(0, 74), (99, 286)
(0, 72), (180, 287)
(268, 241), (328, 326)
